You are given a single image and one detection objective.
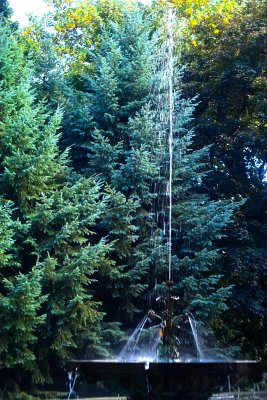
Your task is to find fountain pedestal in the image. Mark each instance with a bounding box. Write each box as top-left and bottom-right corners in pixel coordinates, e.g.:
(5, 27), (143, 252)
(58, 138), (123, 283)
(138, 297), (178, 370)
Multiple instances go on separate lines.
(67, 359), (267, 400)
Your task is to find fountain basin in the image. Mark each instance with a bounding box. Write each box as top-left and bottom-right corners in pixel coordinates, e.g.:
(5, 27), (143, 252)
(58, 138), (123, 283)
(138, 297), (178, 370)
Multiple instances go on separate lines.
(67, 359), (267, 400)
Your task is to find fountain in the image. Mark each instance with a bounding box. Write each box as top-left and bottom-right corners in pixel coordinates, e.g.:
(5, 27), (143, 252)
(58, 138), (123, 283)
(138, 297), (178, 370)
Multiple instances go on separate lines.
(67, 9), (267, 399)
(68, 287), (266, 399)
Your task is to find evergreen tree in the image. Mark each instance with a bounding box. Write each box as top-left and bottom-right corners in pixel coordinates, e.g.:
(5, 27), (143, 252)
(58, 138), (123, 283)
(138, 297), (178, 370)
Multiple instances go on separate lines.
(25, 5), (149, 339)
(0, 200), (45, 374)
(59, 8), (156, 174)
(57, 9), (158, 323)
(0, 21), (114, 392)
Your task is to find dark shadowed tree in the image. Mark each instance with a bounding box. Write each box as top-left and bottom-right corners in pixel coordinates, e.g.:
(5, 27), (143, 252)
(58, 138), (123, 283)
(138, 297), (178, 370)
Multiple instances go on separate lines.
(183, 0), (267, 358)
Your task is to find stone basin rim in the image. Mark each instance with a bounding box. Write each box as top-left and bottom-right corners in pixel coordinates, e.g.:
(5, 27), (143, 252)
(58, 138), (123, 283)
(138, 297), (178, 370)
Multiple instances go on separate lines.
(69, 359), (264, 364)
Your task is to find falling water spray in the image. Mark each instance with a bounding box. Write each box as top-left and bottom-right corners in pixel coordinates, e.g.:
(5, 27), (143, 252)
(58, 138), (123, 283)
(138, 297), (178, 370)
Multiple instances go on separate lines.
(188, 316), (205, 360)
(167, 8), (175, 282)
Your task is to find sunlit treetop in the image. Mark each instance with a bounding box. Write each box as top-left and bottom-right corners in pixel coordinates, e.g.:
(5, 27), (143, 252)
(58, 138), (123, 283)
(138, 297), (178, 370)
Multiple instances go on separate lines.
(152, 0), (240, 47)
(23, 0), (135, 74)
(22, 0), (241, 75)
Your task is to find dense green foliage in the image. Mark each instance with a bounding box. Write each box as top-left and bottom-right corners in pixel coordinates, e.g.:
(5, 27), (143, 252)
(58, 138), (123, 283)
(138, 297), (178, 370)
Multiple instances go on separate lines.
(183, 0), (267, 357)
(0, 0), (266, 395)
(0, 20), (116, 394)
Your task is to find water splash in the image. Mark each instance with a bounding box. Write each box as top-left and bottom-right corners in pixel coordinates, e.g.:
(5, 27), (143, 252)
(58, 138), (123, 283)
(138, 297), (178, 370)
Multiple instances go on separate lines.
(119, 315), (148, 361)
(227, 375), (231, 394)
(67, 370), (78, 399)
(188, 316), (205, 360)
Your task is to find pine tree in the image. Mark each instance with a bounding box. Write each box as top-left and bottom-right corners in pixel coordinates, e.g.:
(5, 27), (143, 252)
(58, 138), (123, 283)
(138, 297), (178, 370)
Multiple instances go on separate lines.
(0, 24), (49, 384)
(57, 9), (159, 323)
(67, 8), (156, 174)
(0, 200), (45, 374)
(0, 21), (113, 391)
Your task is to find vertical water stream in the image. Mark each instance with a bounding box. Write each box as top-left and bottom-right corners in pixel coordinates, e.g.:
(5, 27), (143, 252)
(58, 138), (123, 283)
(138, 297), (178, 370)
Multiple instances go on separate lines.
(119, 8), (207, 363)
(166, 8), (175, 282)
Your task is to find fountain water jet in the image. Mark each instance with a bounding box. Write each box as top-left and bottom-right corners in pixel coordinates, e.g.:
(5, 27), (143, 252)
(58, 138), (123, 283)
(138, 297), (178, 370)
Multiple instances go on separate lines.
(119, 315), (149, 361)
(67, 8), (267, 399)
(188, 315), (205, 360)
